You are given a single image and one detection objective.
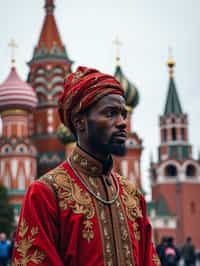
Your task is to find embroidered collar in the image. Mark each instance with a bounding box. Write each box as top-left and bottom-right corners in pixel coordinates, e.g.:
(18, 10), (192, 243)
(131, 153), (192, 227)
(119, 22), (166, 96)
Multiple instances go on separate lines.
(69, 144), (113, 177)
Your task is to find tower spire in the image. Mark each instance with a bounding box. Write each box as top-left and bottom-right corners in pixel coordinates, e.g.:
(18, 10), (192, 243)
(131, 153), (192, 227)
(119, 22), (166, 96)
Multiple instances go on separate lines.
(44, 0), (55, 14)
(35, 0), (66, 54)
(164, 50), (183, 116)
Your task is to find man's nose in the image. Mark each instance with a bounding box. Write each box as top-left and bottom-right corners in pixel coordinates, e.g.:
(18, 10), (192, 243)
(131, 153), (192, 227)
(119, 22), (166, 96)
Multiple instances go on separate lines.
(116, 114), (127, 129)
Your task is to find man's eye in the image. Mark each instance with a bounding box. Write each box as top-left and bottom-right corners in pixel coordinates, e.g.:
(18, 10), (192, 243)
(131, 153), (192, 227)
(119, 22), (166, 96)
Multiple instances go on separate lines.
(122, 111), (127, 119)
(106, 110), (116, 117)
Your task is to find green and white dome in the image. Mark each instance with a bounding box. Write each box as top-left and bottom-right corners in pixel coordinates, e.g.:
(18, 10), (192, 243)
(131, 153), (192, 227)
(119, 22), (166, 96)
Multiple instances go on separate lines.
(114, 65), (139, 109)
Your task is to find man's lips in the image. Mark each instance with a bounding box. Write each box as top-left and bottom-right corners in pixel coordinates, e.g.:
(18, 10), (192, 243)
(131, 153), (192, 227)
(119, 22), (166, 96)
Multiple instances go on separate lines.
(113, 131), (127, 138)
(112, 131), (127, 142)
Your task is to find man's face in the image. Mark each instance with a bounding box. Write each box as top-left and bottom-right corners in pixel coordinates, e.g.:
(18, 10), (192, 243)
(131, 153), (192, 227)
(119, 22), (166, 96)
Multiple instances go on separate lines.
(85, 94), (127, 156)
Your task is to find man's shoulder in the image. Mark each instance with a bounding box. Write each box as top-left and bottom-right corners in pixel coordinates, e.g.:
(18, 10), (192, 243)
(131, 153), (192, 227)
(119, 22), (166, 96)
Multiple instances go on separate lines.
(36, 163), (72, 195)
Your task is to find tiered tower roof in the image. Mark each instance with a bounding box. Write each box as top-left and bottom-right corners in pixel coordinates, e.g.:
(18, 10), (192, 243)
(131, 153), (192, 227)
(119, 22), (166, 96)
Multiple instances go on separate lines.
(30, 0), (72, 64)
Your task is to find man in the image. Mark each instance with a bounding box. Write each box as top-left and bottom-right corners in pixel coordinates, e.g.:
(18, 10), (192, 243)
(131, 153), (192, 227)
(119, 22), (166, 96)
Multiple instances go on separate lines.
(181, 237), (196, 266)
(0, 233), (10, 266)
(156, 236), (168, 265)
(162, 237), (180, 266)
(12, 66), (160, 265)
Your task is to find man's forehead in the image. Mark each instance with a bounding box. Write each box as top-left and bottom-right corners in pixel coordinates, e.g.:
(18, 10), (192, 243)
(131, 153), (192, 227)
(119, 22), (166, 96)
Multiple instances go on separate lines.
(97, 94), (125, 107)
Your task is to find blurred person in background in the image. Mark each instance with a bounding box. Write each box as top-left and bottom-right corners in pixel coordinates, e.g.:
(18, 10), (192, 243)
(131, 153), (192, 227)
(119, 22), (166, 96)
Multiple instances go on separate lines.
(156, 236), (168, 265)
(161, 236), (180, 266)
(181, 236), (196, 266)
(0, 233), (10, 266)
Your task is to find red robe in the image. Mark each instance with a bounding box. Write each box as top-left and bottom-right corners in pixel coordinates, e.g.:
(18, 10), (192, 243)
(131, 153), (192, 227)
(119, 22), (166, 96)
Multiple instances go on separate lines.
(12, 146), (161, 266)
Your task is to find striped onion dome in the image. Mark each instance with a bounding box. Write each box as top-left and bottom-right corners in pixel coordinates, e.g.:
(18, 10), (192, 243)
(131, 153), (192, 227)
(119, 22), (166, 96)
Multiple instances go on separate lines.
(114, 65), (139, 109)
(0, 67), (37, 111)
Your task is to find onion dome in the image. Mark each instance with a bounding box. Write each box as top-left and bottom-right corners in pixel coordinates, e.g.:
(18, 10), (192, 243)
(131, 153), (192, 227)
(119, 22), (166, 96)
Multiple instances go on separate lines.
(0, 67), (37, 111)
(114, 65), (139, 109)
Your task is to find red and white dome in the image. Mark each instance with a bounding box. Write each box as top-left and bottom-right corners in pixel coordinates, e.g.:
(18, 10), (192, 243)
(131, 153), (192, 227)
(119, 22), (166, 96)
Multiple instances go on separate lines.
(0, 67), (37, 110)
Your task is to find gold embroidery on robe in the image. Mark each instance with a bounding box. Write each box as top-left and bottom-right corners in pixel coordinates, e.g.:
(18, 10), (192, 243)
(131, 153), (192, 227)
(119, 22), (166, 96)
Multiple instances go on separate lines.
(39, 166), (95, 242)
(152, 254), (161, 265)
(13, 219), (45, 266)
(119, 175), (143, 241)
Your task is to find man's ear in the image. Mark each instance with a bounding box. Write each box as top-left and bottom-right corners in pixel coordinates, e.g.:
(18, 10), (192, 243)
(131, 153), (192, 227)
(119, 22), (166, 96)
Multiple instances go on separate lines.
(73, 114), (86, 132)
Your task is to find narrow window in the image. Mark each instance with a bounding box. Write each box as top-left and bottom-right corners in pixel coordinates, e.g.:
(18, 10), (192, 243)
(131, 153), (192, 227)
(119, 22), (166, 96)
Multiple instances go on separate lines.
(172, 127), (176, 141)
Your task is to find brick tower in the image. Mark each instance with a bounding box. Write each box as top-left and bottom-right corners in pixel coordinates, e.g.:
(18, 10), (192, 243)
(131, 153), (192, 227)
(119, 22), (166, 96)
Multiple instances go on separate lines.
(0, 61), (37, 218)
(27, 0), (73, 176)
(150, 56), (200, 248)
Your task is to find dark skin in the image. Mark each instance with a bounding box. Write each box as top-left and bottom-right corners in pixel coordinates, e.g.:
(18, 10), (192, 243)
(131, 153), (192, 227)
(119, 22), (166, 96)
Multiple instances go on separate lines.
(73, 94), (128, 161)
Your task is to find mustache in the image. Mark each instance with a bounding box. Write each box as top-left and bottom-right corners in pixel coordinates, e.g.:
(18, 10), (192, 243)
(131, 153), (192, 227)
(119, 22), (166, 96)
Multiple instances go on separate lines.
(111, 130), (127, 138)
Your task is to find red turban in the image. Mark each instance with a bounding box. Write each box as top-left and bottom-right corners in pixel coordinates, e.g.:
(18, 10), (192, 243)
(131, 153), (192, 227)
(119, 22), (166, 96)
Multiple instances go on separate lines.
(58, 66), (124, 132)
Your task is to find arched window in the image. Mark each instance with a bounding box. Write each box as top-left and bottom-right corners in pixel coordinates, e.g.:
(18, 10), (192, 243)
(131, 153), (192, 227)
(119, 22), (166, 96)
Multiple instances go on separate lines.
(1, 145), (12, 154)
(53, 67), (63, 74)
(36, 68), (45, 75)
(186, 164), (196, 177)
(163, 129), (167, 142)
(51, 76), (63, 85)
(16, 145), (27, 153)
(172, 127), (176, 141)
(181, 128), (185, 141)
(165, 164), (177, 177)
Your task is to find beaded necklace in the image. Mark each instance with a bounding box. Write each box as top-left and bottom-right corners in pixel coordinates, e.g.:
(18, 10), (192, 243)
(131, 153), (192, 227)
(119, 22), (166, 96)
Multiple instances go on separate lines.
(67, 159), (119, 205)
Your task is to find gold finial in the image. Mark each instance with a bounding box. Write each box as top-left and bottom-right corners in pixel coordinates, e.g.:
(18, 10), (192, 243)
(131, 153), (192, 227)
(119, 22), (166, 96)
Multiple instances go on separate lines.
(167, 46), (176, 78)
(8, 39), (18, 67)
(113, 36), (122, 66)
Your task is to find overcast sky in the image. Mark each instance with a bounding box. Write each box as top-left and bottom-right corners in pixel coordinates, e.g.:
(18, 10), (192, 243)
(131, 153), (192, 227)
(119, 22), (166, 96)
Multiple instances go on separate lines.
(0, 0), (199, 197)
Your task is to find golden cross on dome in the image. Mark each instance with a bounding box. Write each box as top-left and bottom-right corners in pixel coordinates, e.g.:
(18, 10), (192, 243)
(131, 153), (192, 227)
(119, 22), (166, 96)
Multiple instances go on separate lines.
(113, 36), (122, 65)
(8, 39), (18, 67)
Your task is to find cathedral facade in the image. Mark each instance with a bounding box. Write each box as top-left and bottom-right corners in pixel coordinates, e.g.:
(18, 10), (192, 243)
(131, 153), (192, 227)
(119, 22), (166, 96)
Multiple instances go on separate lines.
(0, 0), (142, 218)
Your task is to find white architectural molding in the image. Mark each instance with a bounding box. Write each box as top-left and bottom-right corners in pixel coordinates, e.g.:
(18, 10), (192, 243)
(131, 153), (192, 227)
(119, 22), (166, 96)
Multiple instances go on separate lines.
(151, 216), (177, 229)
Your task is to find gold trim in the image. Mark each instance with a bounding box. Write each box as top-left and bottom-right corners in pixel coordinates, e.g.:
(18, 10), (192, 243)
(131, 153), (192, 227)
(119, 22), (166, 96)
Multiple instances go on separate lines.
(1, 109), (28, 116)
(39, 165), (95, 242)
(86, 174), (135, 266)
(13, 219), (45, 265)
(119, 175), (143, 241)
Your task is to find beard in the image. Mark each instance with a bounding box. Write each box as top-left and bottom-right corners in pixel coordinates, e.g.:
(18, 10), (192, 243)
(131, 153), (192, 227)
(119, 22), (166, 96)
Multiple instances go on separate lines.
(87, 121), (127, 156)
(104, 142), (127, 156)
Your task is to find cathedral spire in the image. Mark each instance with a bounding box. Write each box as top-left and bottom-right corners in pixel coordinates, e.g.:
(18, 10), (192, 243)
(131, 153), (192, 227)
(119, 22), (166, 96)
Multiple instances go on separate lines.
(29, 0), (72, 64)
(36, 0), (63, 53)
(164, 52), (183, 116)
(44, 0), (55, 14)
